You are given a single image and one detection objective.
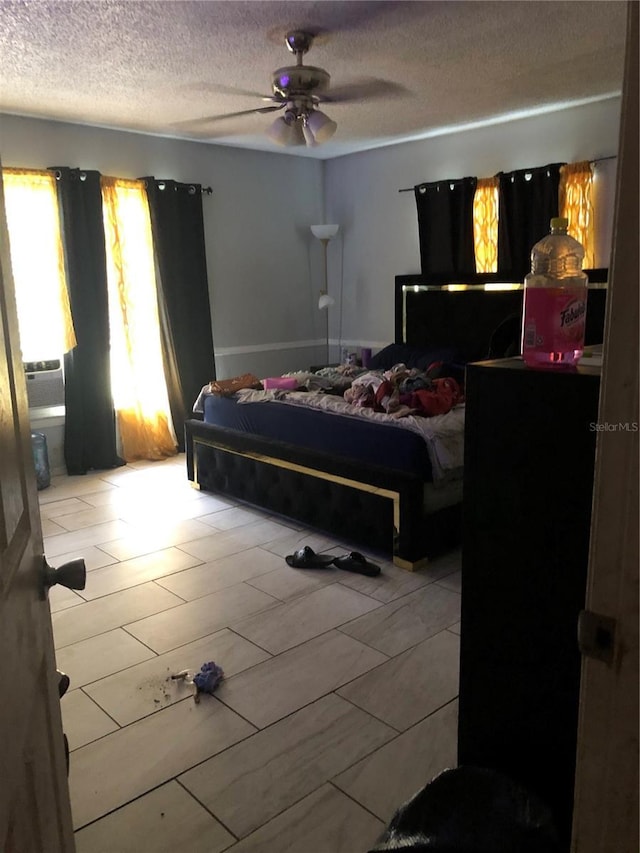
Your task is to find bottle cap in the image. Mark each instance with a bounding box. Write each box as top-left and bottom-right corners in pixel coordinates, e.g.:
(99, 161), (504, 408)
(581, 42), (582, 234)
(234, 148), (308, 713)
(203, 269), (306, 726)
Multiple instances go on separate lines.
(550, 216), (569, 229)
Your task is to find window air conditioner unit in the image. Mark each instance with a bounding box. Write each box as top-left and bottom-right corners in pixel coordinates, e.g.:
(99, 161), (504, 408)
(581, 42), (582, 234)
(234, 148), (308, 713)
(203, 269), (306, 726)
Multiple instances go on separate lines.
(24, 359), (65, 409)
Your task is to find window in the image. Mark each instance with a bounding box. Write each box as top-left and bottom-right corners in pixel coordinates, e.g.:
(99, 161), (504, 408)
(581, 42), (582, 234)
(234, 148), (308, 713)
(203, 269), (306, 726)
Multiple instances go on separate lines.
(559, 162), (595, 268)
(3, 168), (176, 460)
(473, 177), (499, 274)
(2, 169), (75, 361)
(101, 177), (176, 459)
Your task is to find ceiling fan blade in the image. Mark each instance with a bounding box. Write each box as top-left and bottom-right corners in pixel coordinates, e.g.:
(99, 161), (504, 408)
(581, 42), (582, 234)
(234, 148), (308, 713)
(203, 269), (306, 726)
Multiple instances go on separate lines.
(322, 79), (410, 103)
(173, 104), (284, 130)
(218, 105), (284, 118)
(183, 82), (279, 101)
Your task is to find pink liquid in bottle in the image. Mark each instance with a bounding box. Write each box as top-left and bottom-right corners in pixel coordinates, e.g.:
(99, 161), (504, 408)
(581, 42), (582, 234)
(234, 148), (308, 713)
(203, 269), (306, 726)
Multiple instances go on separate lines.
(521, 218), (588, 370)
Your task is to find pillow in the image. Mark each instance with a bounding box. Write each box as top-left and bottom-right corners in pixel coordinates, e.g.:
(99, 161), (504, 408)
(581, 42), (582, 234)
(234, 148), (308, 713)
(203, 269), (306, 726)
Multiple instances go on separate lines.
(262, 377), (299, 390)
(369, 343), (460, 371)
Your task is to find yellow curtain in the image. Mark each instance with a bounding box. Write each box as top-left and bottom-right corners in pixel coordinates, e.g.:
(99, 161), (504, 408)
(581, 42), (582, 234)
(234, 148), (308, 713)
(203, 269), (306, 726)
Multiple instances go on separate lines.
(2, 168), (76, 360)
(473, 176), (499, 273)
(559, 161), (595, 268)
(101, 177), (177, 461)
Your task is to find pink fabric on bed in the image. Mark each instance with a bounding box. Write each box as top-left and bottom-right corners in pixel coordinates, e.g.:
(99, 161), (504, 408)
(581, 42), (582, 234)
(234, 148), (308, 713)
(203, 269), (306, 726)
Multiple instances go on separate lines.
(262, 377), (299, 390)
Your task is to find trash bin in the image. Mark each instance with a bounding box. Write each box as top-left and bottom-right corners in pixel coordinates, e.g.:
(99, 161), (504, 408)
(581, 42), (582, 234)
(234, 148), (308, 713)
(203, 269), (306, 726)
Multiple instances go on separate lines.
(31, 431), (51, 490)
(368, 766), (560, 853)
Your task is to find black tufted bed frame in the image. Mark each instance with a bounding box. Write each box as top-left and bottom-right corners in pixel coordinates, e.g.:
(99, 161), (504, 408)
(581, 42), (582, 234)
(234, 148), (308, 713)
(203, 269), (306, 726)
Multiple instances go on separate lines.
(185, 273), (607, 569)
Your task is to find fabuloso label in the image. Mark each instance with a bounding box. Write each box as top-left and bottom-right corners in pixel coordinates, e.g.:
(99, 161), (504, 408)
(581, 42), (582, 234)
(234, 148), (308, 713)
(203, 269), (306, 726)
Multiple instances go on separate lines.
(523, 287), (586, 351)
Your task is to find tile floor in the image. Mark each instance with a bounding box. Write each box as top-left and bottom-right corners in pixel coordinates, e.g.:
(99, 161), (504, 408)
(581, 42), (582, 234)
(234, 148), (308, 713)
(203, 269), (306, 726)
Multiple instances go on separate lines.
(43, 454), (462, 853)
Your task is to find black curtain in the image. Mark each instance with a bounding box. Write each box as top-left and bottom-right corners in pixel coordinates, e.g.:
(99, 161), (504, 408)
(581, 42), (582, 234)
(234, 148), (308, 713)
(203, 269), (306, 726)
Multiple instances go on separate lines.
(52, 167), (124, 474)
(414, 177), (478, 276)
(497, 163), (564, 281)
(143, 179), (215, 451)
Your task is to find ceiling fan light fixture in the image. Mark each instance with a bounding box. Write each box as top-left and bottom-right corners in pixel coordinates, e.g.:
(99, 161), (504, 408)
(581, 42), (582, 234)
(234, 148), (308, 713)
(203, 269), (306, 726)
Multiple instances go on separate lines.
(288, 119), (306, 147)
(302, 121), (317, 147)
(265, 115), (291, 146)
(306, 109), (337, 143)
(180, 29), (398, 150)
(265, 113), (304, 146)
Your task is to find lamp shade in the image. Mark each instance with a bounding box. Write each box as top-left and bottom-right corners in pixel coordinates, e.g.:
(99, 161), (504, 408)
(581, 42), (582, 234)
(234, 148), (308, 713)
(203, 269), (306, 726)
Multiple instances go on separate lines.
(265, 116), (291, 146)
(310, 224), (339, 241)
(306, 109), (337, 143)
(318, 293), (335, 310)
(302, 122), (317, 148)
(265, 116), (304, 147)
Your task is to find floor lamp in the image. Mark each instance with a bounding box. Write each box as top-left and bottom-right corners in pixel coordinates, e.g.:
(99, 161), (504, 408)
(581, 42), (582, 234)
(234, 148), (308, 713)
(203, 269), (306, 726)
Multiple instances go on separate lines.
(311, 224), (339, 363)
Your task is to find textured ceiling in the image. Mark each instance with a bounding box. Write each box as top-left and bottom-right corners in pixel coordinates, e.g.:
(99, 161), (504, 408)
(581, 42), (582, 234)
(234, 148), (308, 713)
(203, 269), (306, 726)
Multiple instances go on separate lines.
(0, 0), (627, 159)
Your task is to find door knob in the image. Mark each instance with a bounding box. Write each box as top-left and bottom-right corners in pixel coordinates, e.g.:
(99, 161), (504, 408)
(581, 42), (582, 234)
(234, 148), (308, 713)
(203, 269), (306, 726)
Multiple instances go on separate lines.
(41, 557), (86, 599)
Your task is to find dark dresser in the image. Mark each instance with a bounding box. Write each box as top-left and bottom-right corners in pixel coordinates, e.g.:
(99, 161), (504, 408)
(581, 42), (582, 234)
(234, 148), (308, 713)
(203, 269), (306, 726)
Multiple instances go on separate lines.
(458, 357), (601, 849)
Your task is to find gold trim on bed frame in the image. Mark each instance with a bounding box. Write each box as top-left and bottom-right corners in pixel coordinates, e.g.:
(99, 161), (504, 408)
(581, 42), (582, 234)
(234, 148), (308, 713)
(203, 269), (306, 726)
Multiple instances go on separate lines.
(190, 434), (427, 571)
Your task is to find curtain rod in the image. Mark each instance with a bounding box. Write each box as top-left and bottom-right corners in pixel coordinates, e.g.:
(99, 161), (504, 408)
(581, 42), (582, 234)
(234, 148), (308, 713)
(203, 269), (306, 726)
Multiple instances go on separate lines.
(155, 181), (212, 195)
(48, 170), (213, 195)
(397, 154), (618, 193)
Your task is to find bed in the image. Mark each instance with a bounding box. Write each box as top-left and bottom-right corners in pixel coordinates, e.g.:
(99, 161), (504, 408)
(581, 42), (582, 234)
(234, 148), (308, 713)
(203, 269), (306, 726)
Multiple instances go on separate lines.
(185, 272), (607, 569)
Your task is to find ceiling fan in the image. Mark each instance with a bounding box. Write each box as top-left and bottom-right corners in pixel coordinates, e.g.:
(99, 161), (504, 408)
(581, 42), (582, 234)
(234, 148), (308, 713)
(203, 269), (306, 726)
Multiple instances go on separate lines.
(181, 30), (405, 148)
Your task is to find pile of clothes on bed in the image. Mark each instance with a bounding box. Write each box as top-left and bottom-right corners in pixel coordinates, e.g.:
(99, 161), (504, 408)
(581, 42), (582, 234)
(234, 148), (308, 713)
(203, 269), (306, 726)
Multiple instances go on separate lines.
(341, 362), (462, 417)
(194, 361), (464, 420)
(289, 361), (464, 418)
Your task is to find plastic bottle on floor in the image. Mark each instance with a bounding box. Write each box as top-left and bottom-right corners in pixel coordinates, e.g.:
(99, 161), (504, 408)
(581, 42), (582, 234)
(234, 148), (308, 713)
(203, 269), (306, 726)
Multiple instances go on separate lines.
(521, 217), (588, 369)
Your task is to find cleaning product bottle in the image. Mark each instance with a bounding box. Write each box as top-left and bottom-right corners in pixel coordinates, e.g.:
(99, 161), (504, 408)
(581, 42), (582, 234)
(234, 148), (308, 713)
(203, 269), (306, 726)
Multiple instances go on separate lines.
(521, 217), (588, 369)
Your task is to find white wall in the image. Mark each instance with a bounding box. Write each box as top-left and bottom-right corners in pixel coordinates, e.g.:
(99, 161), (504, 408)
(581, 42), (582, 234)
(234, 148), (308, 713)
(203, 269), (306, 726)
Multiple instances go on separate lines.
(324, 97), (621, 353)
(0, 114), (325, 378)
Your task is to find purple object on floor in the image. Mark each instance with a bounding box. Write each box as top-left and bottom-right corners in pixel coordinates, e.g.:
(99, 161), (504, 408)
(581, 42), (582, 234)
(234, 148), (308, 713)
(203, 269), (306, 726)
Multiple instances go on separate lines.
(193, 661), (224, 695)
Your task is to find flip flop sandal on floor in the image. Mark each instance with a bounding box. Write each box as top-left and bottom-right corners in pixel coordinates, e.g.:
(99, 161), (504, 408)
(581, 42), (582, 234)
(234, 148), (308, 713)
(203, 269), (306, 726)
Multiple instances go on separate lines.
(285, 546), (336, 569)
(332, 551), (381, 577)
